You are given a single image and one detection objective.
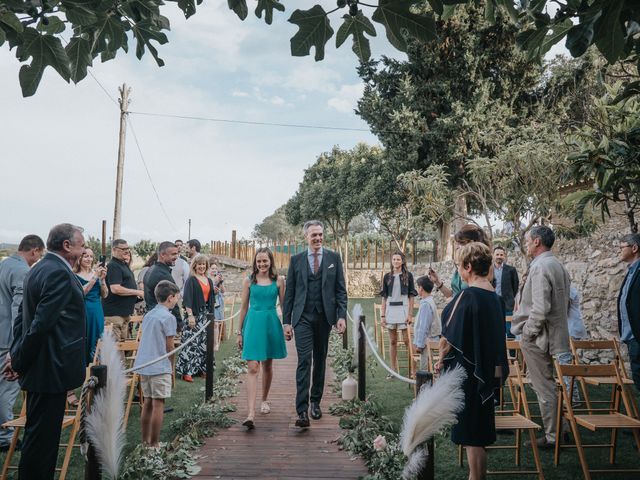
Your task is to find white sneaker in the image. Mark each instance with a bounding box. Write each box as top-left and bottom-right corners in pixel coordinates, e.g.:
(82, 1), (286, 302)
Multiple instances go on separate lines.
(260, 401), (271, 414)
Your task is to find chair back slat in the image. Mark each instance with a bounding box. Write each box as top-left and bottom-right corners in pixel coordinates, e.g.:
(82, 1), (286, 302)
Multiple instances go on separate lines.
(557, 363), (616, 377)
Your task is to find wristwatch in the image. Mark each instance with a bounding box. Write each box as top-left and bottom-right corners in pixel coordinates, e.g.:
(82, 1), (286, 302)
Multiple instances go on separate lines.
(236, 330), (242, 335)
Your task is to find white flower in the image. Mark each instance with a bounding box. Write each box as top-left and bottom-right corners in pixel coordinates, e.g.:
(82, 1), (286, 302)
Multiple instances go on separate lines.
(373, 435), (387, 452)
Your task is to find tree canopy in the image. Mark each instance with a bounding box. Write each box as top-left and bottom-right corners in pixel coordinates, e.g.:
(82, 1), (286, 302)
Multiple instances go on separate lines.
(1, 1), (638, 97)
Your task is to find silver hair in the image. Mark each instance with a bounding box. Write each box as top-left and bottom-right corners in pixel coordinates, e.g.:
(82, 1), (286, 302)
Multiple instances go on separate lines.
(621, 233), (640, 249)
(46, 223), (84, 252)
(303, 220), (324, 234)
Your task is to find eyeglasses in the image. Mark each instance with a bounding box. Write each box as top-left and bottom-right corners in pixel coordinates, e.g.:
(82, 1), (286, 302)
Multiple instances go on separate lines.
(619, 244), (631, 250)
(114, 247), (131, 252)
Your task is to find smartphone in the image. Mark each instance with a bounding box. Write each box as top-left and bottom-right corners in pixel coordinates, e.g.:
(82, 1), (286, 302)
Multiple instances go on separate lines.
(99, 255), (106, 267)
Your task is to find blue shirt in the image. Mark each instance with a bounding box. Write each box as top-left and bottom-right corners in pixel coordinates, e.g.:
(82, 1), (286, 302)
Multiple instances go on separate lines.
(134, 304), (177, 375)
(307, 247), (323, 273)
(413, 296), (440, 349)
(494, 263), (503, 297)
(620, 259), (640, 342)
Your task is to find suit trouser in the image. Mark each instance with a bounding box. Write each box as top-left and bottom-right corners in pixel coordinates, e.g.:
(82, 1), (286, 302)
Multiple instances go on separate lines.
(520, 339), (564, 442)
(625, 338), (640, 393)
(0, 349), (21, 446)
(19, 391), (67, 479)
(294, 311), (332, 414)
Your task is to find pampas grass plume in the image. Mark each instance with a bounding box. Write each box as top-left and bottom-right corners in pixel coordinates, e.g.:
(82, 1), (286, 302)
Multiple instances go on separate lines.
(85, 333), (127, 479)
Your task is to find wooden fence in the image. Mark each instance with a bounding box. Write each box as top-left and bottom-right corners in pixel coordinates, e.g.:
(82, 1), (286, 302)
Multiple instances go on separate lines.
(210, 231), (438, 270)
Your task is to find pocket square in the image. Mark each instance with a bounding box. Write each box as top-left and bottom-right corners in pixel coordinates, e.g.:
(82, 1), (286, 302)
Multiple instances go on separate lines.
(328, 264), (335, 269)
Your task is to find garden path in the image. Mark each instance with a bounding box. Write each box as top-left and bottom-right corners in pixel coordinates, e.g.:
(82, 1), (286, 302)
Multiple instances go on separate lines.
(194, 339), (368, 479)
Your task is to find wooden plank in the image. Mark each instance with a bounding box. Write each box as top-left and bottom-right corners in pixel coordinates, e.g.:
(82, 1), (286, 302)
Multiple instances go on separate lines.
(194, 340), (368, 479)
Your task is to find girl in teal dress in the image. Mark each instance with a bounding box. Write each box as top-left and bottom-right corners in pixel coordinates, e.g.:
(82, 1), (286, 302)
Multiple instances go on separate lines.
(73, 248), (108, 363)
(236, 247), (287, 429)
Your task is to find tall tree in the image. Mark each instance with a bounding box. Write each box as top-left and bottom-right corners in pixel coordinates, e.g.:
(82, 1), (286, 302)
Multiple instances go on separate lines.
(253, 205), (300, 241)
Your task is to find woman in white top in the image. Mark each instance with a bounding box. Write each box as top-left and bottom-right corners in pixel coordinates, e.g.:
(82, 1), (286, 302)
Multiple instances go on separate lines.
(380, 251), (417, 377)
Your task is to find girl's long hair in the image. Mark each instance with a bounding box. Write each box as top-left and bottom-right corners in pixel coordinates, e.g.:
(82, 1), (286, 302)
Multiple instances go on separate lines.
(251, 247), (278, 283)
(388, 250), (409, 287)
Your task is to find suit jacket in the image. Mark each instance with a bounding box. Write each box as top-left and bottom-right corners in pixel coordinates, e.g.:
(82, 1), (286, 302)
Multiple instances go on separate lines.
(283, 249), (348, 327)
(617, 263), (640, 342)
(10, 253), (86, 393)
(492, 263), (519, 311)
(0, 254), (29, 353)
(511, 251), (570, 355)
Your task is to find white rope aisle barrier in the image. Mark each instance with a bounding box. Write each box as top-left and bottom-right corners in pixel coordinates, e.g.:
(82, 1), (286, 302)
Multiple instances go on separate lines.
(347, 311), (416, 385)
(122, 309), (241, 374)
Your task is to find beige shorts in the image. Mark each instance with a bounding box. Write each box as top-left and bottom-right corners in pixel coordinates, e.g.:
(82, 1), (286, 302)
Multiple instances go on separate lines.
(140, 373), (172, 399)
(386, 323), (408, 330)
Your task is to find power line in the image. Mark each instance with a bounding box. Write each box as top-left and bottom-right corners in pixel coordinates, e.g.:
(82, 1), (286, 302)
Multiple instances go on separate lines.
(126, 116), (178, 233)
(88, 70), (118, 105)
(128, 110), (372, 132)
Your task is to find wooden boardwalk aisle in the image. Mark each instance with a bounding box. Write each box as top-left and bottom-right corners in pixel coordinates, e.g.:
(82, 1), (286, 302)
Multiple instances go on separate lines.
(195, 340), (369, 479)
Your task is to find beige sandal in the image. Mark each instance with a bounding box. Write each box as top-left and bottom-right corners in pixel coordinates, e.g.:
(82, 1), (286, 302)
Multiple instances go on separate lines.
(260, 401), (271, 414)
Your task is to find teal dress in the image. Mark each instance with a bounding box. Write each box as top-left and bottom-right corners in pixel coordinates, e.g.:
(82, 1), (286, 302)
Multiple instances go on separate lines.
(241, 281), (287, 361)
(77, 275), (104, 363)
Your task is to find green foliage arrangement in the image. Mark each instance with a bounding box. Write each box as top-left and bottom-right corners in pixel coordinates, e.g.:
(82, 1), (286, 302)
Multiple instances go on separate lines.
(133, 239), (158, 260)
(120, 352), (247, 479)
(567, 81), (640, 233)
(2, 1), (637, 97)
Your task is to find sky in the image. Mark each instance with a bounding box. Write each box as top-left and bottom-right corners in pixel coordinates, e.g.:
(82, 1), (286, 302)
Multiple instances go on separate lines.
(0, 2), (401, 245)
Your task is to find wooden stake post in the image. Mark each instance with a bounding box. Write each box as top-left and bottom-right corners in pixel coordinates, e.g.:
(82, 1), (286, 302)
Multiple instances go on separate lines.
(357, 315), (366, 401)
(205, 313), (215, 402)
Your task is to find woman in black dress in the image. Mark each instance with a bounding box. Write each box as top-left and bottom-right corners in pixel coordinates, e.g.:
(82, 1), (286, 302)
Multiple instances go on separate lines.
(436, 242), (508, 480)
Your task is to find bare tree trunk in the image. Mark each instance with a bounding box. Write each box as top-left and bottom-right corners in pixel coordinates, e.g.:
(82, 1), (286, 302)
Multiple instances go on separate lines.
(436, 219), (450, 262)
(624, 194), (638, 233)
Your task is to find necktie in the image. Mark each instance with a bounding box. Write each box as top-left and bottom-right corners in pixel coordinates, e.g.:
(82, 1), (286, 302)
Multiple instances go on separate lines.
(312, 252), (319, 274)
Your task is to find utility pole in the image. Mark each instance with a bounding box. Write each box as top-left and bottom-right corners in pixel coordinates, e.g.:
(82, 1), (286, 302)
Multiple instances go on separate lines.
(188, 218), (192, 239)
(113, 84), (131, 240)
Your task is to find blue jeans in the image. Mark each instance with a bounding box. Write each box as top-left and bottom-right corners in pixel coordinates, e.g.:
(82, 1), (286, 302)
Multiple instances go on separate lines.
(624, 338), (640, 393)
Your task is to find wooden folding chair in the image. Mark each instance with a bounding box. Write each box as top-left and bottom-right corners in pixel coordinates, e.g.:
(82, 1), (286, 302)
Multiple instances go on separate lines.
(459, 361), (545, 479)
(1, 374), (87, 479)
(569, 338), (639, 417)
(115, 339), (142, 428)
(553, 362), (640, 479)
(127, 314), (143, 341)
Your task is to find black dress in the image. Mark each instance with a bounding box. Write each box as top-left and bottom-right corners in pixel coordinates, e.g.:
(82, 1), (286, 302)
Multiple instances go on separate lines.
(441, 287), (508, 447)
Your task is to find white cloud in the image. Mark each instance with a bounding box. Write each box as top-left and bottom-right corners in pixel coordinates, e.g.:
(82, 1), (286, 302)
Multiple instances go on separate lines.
(328, 83), (364, 113)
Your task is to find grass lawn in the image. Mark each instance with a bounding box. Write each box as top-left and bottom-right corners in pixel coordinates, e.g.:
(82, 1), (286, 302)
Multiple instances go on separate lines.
(0, 332), (239, 479)
(347, 297), (640, 480)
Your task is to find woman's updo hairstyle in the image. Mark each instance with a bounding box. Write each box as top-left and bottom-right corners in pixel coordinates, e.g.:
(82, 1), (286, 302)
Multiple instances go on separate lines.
(458, 242), (493, 277)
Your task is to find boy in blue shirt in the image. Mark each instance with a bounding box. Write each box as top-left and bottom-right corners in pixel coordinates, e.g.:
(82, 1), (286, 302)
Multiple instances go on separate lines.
(413, 276), (441, 370)
(133, 280), (179, 447)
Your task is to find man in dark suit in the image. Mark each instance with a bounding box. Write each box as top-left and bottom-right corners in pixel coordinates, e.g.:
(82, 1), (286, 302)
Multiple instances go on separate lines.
(617, 233), (640, 392)
(3, 223), (86, 479)
(283, 220), (347, 428)
(492, 246), (519, 337)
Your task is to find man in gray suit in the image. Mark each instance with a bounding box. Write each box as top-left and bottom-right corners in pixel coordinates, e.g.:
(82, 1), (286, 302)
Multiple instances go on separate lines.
(0, 234), (44, 451)
(511, 225), (571, 448)
(283, 220), (347, 428)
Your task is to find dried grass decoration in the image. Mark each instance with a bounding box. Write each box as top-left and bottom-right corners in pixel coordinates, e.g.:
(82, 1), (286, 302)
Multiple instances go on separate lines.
(400, 365), (466, 478)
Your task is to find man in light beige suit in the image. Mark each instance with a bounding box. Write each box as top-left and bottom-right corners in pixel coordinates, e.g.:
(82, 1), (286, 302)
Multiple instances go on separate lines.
(511, 225), (571, 448)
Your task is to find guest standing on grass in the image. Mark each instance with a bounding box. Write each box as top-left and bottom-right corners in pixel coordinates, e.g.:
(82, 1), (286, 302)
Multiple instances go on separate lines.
(0, 234), (44, 453)
(436, 242), (508, 480)
(73, 248), (108, 363)
(380, 251), (417, 378)
(134, 280), (179, 447)
(5, 224), (86, 479)
(236, 248), (287, 429)
(103, 239), (143, 341)
(412, 275), (440, 371)
(144, 241), (183, 332)
(176, 254), (215, 382)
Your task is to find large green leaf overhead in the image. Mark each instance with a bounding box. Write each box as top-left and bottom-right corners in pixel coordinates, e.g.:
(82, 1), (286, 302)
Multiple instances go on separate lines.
(255, 0), (286, 25)
(289, 5), (334, 61)
(336, 11), (376, 62)
(372, 0), (437, 52)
